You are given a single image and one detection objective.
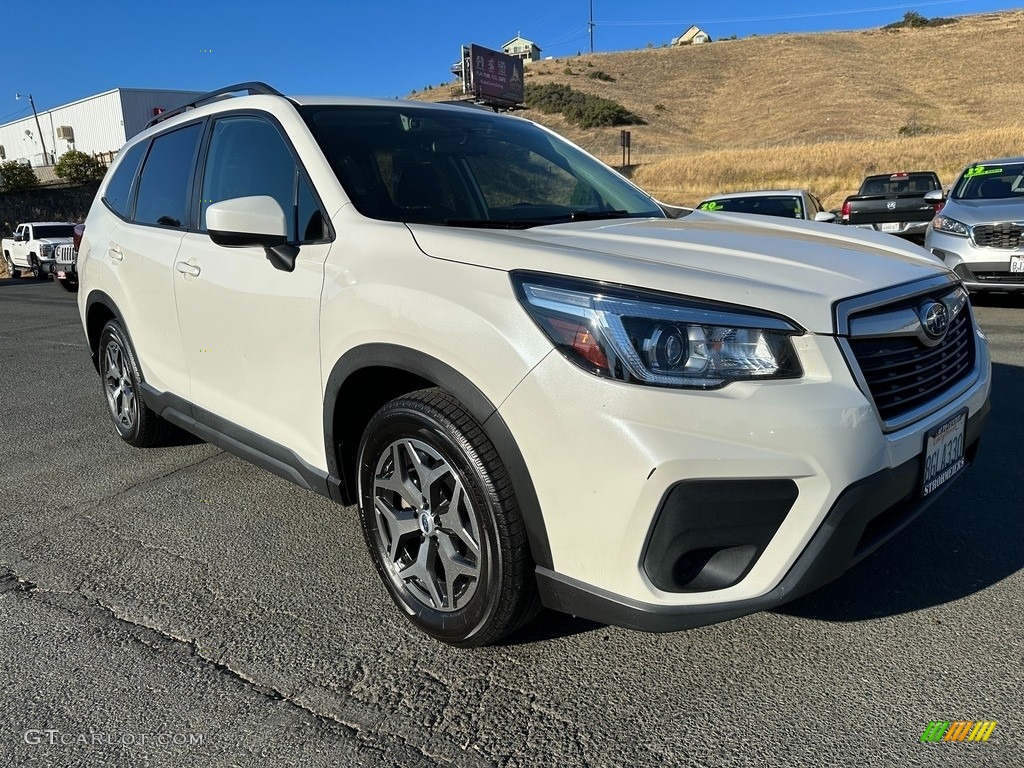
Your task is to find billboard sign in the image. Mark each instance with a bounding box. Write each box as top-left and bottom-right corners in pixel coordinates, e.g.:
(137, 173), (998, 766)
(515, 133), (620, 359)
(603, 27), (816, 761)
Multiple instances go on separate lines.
(466, 44), (524, 106)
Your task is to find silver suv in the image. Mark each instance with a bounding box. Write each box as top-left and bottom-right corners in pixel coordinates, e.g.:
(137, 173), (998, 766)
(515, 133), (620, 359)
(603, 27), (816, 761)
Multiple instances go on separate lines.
(77, 83), (990, 646)
(925, 157), (1024, 292)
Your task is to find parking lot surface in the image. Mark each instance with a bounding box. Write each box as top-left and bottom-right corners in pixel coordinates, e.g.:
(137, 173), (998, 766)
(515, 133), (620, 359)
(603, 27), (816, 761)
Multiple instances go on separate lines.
(1, 279), (1022, 767)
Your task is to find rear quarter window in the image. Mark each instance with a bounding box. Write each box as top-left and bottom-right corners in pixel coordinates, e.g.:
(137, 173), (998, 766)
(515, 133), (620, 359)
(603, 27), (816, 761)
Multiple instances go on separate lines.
(102, 142), (148, 219)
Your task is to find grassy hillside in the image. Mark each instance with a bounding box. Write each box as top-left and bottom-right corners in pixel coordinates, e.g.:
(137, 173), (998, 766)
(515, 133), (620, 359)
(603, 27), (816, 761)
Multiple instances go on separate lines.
(413, 10), (1024, 208)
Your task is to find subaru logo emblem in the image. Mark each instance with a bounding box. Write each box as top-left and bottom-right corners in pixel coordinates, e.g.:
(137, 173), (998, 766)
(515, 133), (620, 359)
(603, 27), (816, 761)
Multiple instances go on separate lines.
(919, 301), (949, 340)
(886, 201), (897, 210)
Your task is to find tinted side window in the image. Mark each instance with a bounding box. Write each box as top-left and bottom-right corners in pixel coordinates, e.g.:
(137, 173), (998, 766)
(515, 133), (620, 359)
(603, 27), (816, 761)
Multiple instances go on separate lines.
(134, 123), (202, 228)
(102, 141), (147, 219)
(201, 116), (321, 242)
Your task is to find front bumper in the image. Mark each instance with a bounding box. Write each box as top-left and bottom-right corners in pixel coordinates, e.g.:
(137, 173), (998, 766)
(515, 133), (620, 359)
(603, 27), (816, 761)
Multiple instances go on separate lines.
(927, 227), (1024, 292)
(536, 401), (988, 631)
(500, 325), (991, 629)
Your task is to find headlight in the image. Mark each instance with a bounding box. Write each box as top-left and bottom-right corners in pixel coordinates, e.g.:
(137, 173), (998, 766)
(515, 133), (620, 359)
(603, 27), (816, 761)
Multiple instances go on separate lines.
(40, 244), (54, 257)
(932, 215), (969, 237)
(513, 273), (803, 389)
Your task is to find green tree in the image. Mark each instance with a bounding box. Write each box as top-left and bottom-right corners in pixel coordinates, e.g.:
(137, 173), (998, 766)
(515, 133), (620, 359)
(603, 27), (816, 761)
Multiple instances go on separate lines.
(54, 150), (107, 183)
(0, 160), (39, 192)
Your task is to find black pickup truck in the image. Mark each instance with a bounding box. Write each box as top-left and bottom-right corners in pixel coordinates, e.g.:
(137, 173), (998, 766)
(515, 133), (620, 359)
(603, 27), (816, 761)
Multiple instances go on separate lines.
(840, 171), (943, 241)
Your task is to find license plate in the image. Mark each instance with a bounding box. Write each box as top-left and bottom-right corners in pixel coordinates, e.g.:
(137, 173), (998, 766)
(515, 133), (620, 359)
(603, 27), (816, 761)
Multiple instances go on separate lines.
(1011, 255), (1024, 273)
(880, 222), (901, 233)
(922, 410), (967, 496)
(56, 271), (66, 279)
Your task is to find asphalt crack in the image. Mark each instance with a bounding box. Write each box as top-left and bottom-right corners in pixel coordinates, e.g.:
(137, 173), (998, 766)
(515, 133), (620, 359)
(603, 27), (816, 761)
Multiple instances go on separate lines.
(0, 562), (461, 767)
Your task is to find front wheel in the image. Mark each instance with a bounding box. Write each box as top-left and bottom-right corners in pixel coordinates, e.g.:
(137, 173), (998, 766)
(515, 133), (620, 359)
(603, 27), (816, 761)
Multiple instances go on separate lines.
(56, 275), (78, 293)
(357, 388), (539, 647)
(29, 255), (44, 280)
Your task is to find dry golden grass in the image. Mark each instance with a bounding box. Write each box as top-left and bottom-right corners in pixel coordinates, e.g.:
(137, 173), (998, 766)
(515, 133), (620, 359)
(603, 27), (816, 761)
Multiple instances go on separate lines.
(633, 125), (1024, 209)
(414, 10), (1024, 209)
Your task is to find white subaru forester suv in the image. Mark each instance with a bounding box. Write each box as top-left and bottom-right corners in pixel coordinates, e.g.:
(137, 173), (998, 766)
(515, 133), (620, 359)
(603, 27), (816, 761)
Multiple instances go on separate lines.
(78, 83), (991, 647)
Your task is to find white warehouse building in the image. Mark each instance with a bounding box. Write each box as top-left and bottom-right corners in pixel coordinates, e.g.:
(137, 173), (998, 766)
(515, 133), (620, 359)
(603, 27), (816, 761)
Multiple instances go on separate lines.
(0, 88), (203, 168)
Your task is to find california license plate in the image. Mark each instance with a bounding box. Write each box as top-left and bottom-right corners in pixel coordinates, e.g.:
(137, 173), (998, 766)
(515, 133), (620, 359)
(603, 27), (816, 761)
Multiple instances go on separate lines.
(881, 222), (900, 233)
(1010, 255), (1024, 273)
(922, 410), (967, 496)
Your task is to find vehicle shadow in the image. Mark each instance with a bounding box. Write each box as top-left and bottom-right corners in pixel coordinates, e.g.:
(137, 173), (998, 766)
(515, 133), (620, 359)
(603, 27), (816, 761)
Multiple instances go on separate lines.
(0, 277), (54, 289)
(778, 360), (1023, 622)
(499, 609), (604, 646)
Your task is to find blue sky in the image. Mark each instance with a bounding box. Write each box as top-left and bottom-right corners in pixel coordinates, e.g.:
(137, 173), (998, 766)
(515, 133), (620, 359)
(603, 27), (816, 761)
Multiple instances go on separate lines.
(2, 0), (1019, 119)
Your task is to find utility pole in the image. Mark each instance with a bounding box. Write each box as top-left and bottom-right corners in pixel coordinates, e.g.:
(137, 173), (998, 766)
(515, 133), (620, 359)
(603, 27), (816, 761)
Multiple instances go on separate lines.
(589, 0), (594, 53)
(16, 93), (49, 166)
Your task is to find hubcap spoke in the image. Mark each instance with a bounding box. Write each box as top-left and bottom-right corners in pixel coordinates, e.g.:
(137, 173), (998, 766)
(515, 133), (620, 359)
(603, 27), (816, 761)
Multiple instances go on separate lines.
(436, 535), (478, 609)
(438, 484), (480, 558)
(374, 496), (421, 562)
(398, 536), (445, 609)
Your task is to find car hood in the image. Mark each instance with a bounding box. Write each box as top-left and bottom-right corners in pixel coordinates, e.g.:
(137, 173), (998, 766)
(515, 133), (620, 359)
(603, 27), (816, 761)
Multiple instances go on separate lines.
(36, 237), (74, 245)
(942, 198), (1024, 224)
(407, 211), (949, 333)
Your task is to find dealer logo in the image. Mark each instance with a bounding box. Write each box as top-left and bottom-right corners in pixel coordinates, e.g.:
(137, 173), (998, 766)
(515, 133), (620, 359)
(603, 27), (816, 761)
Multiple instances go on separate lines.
(919, 301), (950, 340)
(887, 201), (897, 210)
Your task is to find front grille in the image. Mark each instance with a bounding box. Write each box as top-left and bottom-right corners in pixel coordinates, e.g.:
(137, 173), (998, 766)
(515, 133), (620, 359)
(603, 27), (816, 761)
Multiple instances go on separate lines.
(972, 222), (1024, 249)
(54, 245), (76, 265)
(848, 301), (975, 423)
(972, 272), (1024, 284)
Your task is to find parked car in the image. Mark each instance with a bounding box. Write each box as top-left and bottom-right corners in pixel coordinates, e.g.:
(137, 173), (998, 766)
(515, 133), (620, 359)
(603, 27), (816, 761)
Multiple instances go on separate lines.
(78, 83), (990, 647)
(2, 221), (76, 279)
(924, 157), (1024, 292)
(696, 189), (835, 222)
(841, 171), (943, 240)
(52, 223), (85, 292)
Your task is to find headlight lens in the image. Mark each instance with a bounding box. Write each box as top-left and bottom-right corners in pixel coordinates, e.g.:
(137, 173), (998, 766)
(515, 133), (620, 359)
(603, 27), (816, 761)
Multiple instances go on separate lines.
(40, 244), (54, 257)
(513, 274), (803, 389)
(932, 215), (969, 237)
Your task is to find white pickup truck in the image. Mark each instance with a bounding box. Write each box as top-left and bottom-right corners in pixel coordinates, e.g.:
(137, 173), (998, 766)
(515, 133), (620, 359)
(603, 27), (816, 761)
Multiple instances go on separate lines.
(2, 221), (77, 279)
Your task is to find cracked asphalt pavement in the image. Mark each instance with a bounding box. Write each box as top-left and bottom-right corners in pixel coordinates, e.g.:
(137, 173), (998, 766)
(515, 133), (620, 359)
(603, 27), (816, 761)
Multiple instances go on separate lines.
(1, 279), (1022, 767)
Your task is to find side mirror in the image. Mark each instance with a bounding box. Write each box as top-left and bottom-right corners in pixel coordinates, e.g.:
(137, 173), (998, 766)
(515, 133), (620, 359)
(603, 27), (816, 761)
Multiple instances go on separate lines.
(14, 232), (24, 242)
(206, 195), (298, 272)
(923, 189), (945, 203)
(813, 211), (836, 222)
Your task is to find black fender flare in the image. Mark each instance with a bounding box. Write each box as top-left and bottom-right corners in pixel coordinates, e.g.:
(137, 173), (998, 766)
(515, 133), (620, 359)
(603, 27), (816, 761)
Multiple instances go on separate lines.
(323, 343), (553, 570)
(83, 290), (129, 372)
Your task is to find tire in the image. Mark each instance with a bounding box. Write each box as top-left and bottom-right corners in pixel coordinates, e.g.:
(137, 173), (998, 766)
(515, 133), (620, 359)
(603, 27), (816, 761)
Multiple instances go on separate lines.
(357, 388), (539, 647)
(97, 320), (174, 447)
(56, 275), (78, 293)
(3, 253), (17, 279)
(29, 255), (43, 280)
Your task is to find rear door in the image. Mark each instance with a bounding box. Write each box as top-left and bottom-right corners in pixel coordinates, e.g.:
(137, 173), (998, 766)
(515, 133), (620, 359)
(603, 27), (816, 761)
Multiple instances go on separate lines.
(173, 112), (332, 469)
(101, 123), (202, 396)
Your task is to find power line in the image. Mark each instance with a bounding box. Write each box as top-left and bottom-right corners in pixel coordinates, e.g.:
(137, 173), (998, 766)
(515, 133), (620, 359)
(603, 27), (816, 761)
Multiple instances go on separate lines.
(595, 0), (971, 26)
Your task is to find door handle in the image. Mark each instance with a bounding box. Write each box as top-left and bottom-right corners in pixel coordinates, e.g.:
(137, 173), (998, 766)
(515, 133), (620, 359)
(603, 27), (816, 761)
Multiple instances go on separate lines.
(108, 247), (124, 262)
(175, 262), (201, 277)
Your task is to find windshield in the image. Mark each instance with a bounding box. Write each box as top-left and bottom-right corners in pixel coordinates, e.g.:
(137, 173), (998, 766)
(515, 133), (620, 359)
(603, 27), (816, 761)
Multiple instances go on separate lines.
(299, 105), (664, 228)
(952, 163), (1024, 201)
(33, 225), (76, 239)
(697, 195), (803, 219)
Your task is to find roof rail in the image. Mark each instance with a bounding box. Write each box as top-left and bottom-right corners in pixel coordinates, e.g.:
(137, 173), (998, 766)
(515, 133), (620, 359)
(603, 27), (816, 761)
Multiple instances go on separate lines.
(146, 82), (287, 128)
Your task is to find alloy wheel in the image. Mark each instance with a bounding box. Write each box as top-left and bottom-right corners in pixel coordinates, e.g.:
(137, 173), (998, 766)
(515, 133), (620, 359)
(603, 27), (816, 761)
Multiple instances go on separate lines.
(371, 437), (481, 611)
(103, 339), (137, 431)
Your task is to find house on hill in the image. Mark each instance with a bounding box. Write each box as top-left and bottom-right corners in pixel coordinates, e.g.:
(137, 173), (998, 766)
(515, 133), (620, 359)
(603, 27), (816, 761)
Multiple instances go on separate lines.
(502, 35), (541, 63)
(672, 26), (711, 45)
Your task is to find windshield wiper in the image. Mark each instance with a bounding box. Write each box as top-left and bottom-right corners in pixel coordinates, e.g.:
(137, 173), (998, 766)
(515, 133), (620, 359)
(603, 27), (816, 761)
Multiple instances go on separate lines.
(442, 210), (640, 230)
